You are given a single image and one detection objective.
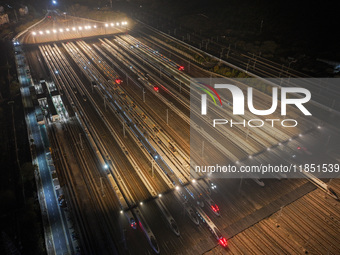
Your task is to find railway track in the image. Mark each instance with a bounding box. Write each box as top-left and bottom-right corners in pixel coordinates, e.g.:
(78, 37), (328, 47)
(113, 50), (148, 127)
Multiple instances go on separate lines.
(40, 43), (130, 253)
(117, 33), (314, 145)
(138, 21), (340, 112)
(21, 14), (340, 252)
(48, 122), (93, 254)
(61, 42), (163, 198)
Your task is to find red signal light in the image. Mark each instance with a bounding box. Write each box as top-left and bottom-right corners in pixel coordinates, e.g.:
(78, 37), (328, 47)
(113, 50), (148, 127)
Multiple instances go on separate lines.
(211, 205), (219, 212)
(211, 204), (220, 212)
(219, 237), (228, 247)
(115, 79), (122, 84)
(153, 86), (159, 92)
(297, 146), (301, 150)
(178, 66), (184, 71)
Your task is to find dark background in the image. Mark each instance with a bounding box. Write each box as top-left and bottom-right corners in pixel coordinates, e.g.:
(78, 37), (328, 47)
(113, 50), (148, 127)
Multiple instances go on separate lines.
(3, 0), (338, 60)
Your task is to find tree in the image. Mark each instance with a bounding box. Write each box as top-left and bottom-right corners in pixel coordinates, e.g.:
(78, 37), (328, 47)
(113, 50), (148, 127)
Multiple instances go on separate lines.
(0, 106), (4, 119)
(21, 162), (35, 184)
(0, 189), (17, 214)
(9, 81), (20, 97)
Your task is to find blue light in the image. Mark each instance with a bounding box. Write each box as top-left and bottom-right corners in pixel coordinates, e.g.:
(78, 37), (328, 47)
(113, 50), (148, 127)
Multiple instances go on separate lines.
(52, 0), (57, 5)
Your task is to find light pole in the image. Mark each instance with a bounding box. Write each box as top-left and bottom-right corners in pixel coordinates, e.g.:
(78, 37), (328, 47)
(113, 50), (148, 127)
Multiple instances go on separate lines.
(201, 140), (204, 157)
(92, 84), (97, 92)
(220, 47), (225, 60)
(32, 32), (36, 43)
(253, 58), (257, 70)
(286, 59), (297, 82)
(100, 177), (104, 196)
(276, 206), (284, 227)
(166, 109), (168, 125)
(288, 58), (296, 69)
(238, 177), (243, 192)
(151, 160), (154, 177)
(79, 133), (83, 150)
(246, 59), (250, 73)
